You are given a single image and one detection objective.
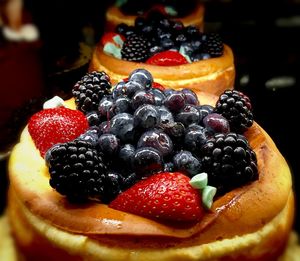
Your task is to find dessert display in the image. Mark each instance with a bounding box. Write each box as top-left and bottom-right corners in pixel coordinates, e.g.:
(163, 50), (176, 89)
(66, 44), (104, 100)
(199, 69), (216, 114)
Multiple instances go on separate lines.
(7, 69), (294, 260)
(105, 0), (205, 32)
(89, 14), (235, 96)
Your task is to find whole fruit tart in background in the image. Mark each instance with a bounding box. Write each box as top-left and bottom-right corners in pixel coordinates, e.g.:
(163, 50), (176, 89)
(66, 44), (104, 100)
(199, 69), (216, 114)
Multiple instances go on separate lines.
(89, 14), (235, 96)
(105, 0), (205, 32)
(7, 69), (294, 260)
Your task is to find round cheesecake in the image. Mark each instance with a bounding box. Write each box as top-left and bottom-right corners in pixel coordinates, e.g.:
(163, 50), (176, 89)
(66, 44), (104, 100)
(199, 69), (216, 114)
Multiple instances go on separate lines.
(105, 2), (205, 32)
(89, 45), (235, 96)
(7, 93), (294, 260)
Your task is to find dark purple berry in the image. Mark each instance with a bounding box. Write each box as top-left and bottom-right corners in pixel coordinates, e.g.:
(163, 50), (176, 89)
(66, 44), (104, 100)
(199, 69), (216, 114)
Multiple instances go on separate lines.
(98, 133), (120, 155)
(109, 113), (135, 142)
(134, 104), (159, 129)
(173, 150), (202, 176)
(203, 113), (230, 134)
(133, 147), (163, 174)
(175, 104), (200, 126)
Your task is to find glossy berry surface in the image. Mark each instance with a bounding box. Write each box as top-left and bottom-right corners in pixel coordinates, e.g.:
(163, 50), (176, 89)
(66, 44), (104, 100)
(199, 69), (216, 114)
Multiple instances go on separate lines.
(28, 107), (88, 157)
(109, 172), (204, 222)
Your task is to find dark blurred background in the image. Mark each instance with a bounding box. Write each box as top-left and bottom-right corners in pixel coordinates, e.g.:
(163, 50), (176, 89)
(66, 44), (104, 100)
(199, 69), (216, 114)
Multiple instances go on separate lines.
(1, 0), (299, 231)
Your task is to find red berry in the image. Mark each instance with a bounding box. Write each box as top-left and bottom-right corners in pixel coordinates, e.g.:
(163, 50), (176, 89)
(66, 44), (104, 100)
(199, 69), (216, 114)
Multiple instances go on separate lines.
(109, 172), (204, 222)
(146, 50), (189, 66)
(101, 32), (125, 47)
(152, 81), (165, 91)
(28, 107), (88, 157)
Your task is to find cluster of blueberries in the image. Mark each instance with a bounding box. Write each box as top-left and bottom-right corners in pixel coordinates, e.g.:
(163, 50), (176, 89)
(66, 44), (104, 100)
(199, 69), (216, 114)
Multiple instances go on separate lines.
(83, 69), (228, 179)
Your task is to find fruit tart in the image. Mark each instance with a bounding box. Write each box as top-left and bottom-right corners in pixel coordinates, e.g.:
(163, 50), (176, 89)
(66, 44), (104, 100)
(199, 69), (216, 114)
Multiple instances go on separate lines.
(7, 69), (294, 260)
(89, 14), (235, 96)
(105, 0), (205, 32)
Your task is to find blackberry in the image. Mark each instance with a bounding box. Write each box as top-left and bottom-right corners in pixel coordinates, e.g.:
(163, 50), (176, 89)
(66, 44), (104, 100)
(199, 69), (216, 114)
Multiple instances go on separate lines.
(47, 139), (107, 202)
(202, 33), (224, 57)
(121, 34), (151, 62)
(200, 132), (258, 195)
(215, 90), (253, 133)
(72, 71), (112, 114)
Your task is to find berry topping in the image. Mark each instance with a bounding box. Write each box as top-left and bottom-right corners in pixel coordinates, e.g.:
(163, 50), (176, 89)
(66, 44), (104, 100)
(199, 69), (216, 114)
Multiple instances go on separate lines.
(28, 107), (88, 157)
(39, 69), (259, 221)
(121, 34), (151, 62)
(109, 172), (204, 222)
(72, 71), (112, 114)
(200, 132), (258, 195)
(215, 90), (254, 133)
(47, 139), (107, 202)
(146, 50), (188, 66)
(110, 13), (224, 65)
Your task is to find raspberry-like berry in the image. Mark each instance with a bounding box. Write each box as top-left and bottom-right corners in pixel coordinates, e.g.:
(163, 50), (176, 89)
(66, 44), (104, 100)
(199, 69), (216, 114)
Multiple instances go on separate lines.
(47, 139), (107, 202)
(72, 71), (112, 114)
(215, 90), (253, 133)
(121, 34), (151, 62)
(200, 132), (258, 195)
(203, 33), (224, 57)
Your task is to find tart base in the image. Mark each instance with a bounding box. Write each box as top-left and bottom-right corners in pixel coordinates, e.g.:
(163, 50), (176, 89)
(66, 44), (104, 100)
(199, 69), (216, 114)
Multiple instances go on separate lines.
(7, 188), (294, 261)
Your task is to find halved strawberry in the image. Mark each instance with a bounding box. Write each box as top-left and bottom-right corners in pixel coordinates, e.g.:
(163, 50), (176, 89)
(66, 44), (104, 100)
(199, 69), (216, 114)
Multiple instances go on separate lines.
(109, 172), (204, 222)
(101, 32), (125, 48)
(146, 50), (189, 66)
(28, 107), (88, 157)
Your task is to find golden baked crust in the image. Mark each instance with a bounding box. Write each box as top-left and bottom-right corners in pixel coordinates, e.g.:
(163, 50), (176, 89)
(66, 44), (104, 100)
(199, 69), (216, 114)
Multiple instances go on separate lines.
(7, 93), (294, 260)
(105, 3), (205, 32)
(89, 45), (235, 96)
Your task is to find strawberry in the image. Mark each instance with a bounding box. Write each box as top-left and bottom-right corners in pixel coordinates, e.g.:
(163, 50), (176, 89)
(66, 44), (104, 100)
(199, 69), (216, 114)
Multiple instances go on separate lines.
(146, 50), (189, 66)
(152, 81), (165, 91)
(101, 32), (125, 48)
(109, 172), (204, 222)
(28, 107), (88, 157)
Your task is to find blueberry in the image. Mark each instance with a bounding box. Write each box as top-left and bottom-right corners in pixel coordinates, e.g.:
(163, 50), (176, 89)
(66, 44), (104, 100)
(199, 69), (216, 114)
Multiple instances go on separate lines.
(112, 81), (127, 99)
(110, 113), (135, 142)
(115, 23), (129, 35)
(175, 34), (188, 44)
(137, 129), (173, 157)
(114, 96), (132, 114)
(150, 88), (166, 106)
(78, 126), (100, 147)
(149, 45), (164, 56)
(164, 122), (185, 140)
(124, 80), (145, 98)
(98, 133), (120, 155)
(163, 162), (175, 172)
(135, 17), (146, 29)
(101, 172), (123, 202)
(98, 96), (115, 120)
(184, 124), (210, 152)
(119, 144), (135, 167)
(172, 21), (184, 31)
(175, 105), (200, 126)
(159, 18), (171, 29)
(157, 106), (174, 129)
(173, 151), (202, 176)
(185, 25), (199, 39)
(86, 111), (101, 126)
(128, 69), (153, 89)
(133, 147), (163, 174)
(164, 88), (176, 97)
(122, 172), (138, 190)
(198, 105), (214, 124)
(131, 90), (155, 110)
(203, 113), (230, 134)
(134, 104), (159, 129)
(141, 25), (154, 35)
(192, 53), (211, 62)
(99, 121), (110, 134)
(182, 89), (199, 106)
(163, 91), (186, 113)
(160, 37), (175, 49)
